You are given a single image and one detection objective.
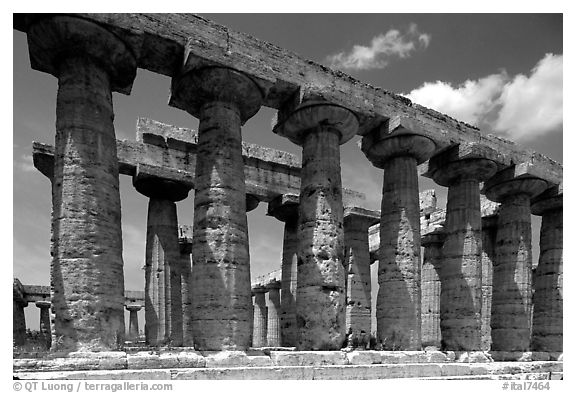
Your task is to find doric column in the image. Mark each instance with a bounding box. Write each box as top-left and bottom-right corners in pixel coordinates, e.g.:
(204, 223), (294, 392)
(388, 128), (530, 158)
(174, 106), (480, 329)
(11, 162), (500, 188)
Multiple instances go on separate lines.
(178, 225), (194, 347)
(26, 16), (138, 350)
(429, 146), (497, 350)
(13, 279), (27, 347)
(171, 65), (268, 350)
(485, 167), (548, 351)
(343, 207), (379, 338)
(531, 186), (563, 352)
(267, 194), (299, 347)
(125, 305), (142, 343)
(252, 288), (268, 347)
(481, 215), (498, 351)
(134, 174), (191, 347)
(274, 101), (358, 350)
(420, 229), (445, 350)
(266, 282), (282, 347)
(36, 300), (52, 349)
(361, 126), (436, 350)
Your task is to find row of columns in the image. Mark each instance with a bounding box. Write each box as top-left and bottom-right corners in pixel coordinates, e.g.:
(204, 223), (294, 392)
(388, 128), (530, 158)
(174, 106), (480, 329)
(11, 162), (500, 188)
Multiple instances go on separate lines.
(21, 14), (562, 354)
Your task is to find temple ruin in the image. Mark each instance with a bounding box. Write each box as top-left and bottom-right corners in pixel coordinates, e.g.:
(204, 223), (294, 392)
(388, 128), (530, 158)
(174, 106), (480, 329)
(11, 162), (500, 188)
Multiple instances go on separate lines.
(13, 14), (562, 380)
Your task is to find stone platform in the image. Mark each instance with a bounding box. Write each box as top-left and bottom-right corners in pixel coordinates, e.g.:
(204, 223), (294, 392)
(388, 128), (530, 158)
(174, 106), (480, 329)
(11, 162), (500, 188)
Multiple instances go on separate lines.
(13, 349), (563, 380)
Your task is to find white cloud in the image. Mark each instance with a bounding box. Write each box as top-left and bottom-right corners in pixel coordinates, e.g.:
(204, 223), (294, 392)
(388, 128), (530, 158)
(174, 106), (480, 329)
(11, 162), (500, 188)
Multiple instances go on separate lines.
(404, 53), (563, 141)
(326, 24), (431, 71)
(14, 154), (36, 172)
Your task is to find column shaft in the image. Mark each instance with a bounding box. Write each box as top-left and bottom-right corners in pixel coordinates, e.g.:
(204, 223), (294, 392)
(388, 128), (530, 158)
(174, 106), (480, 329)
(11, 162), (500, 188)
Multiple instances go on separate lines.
(481, 216), (498, 351)
(491, 193), (533, 351)
(378, 155), (422, 350)
(421, 239), (443, 349)
(13, 302), (26, 346)
(191, 102), (252, 350)
(280, 218), (298, 347)
(51, 56), (125, 350)
(252, 291), (268, 347)
(441, 179), (483, 350)
(180, 252), (194, 346)
(145, 198), (181, 345)
(296, 128), (346, 350)
(531, 207), (563, 352)
(266, 287), (281, 346)
(126, 307), (141, 342)
(38, 305), (52, 349)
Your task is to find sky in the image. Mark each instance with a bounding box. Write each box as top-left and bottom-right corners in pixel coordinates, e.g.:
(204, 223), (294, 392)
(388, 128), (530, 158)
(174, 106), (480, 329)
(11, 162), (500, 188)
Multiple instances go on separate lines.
(11, 11), (563, 332)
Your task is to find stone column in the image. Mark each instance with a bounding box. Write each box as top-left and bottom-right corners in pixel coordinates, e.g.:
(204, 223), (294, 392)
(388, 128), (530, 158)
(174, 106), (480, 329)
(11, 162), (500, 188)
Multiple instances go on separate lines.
(343, 207), (379, 338)
(125, 305), (142, 343)
(274, 102), (358, 350)
(361, 130), (436, 350)
(485, 168), (548, 351)
(531, 187), (563, 352)
(481, 215), (498, 351)
(266, 282), (282, 347)
(430, 153), (497, 350)
(26, 16), (138, 351)
(421, 229), (445, 350)
(179, 248), (194, 347)
(171, 66), (266, 350)
(267, 194), (299, 347)
(252, 288), (268, 347)
(35, 301), (52, 349)
(134, 176), (190, 347)
(13, 279), (27, 347)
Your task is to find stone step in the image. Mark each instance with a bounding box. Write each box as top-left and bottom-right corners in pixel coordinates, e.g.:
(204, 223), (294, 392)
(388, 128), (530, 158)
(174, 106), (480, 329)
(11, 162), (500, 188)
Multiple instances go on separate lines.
(14, 361), (563, 380)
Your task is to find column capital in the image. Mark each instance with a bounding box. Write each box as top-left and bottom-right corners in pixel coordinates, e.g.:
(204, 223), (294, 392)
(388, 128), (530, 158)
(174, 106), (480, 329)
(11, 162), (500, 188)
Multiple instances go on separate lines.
(35, 300), (51, 309)
(421, 228), (446, 247)
(125, 304), (142, 312)
(273, 101), (359, 146)
(361, 120), (436, 169)
(26, 15), (139, 94)
(170, 66), (264, 123)
(267, 193), (299, 223)
(246, 194), (260, 213)
(343, 206), (380, 227)
(430, 154), (497, 187)
(265, 281), (281, 291)
(531, 184), (563, 216)
(133, 165), (192, 202)
(252, 286), (268, 296)
(484, 166), (549, 203)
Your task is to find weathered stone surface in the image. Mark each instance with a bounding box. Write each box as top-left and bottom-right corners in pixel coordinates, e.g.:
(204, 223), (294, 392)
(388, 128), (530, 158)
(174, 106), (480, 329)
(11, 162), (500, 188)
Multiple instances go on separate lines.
(481, 215), (498, 351)
(13, 279), (27, 346)
(203, 351), (272, 368)
(26, 15), (138, 351)
(267, 194), (299, 346)
(36, 300), (52, 348)
(485, 172), (548, 352)
(420, 231), (445, 349)
(265, 283), (281, 347)
(343, 207), (379, 339)
(174, 68), (260, 351)
(252, 289), (268, 347)
(277, 104), (356, 350)
(125, 305), (141, 343)
(270, 351), (348, 366)
(531, 192), (563, 352)
(179, 251), (194, 347)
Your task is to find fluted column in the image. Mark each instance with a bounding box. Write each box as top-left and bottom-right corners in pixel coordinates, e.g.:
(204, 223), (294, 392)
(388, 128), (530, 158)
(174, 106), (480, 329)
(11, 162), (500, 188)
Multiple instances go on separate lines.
(125, 305), (142, 343)
(343, 207), (379, 337)
(421, 229), (445, 349)
(13, 279), (27, 347)
(480, 215), (498, 351)
(274, 102), (358, 350)
(134, 176), (190, 346)
(26, 16), (138, 351)
(35, 301), (52, 349)
(252, 288), (268, 347)
(171, 66), (266, 350)
(485, 168), (548, 351)
(267, 194), (299, 347)
(531, 187), (563, 352)
(266, 283), (282, 347)
(430, 153), (497, 350)
(361, 129), (436, 350)
(178, 229), (194, 347)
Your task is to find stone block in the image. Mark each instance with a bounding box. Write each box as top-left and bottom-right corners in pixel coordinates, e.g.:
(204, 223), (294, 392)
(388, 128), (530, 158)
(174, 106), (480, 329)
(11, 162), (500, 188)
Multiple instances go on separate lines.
(440, 364), (473, 377)
(127, 352), (161, 369)
(203, 351), (271, 368)
(423, 350), (449, 363)
(455, 351), (493, 363)
(172, 366), (313, 380)
(270, 351), (348, 366)
(157, 351), (205, 368)
(346, 351), (382, 365)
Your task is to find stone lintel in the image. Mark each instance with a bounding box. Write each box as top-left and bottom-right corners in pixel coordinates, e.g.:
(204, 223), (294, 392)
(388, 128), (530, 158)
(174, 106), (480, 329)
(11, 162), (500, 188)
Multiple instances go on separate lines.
(21, 284), (49, 304)
(14, 13), (563, 183)
(252, 269), (282, 290)
(264, 281), (281, 291)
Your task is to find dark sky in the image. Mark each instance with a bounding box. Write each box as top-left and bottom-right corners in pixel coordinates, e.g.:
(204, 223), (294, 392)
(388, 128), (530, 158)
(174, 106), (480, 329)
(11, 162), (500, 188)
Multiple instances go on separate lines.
(12, 12), (563, 330)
